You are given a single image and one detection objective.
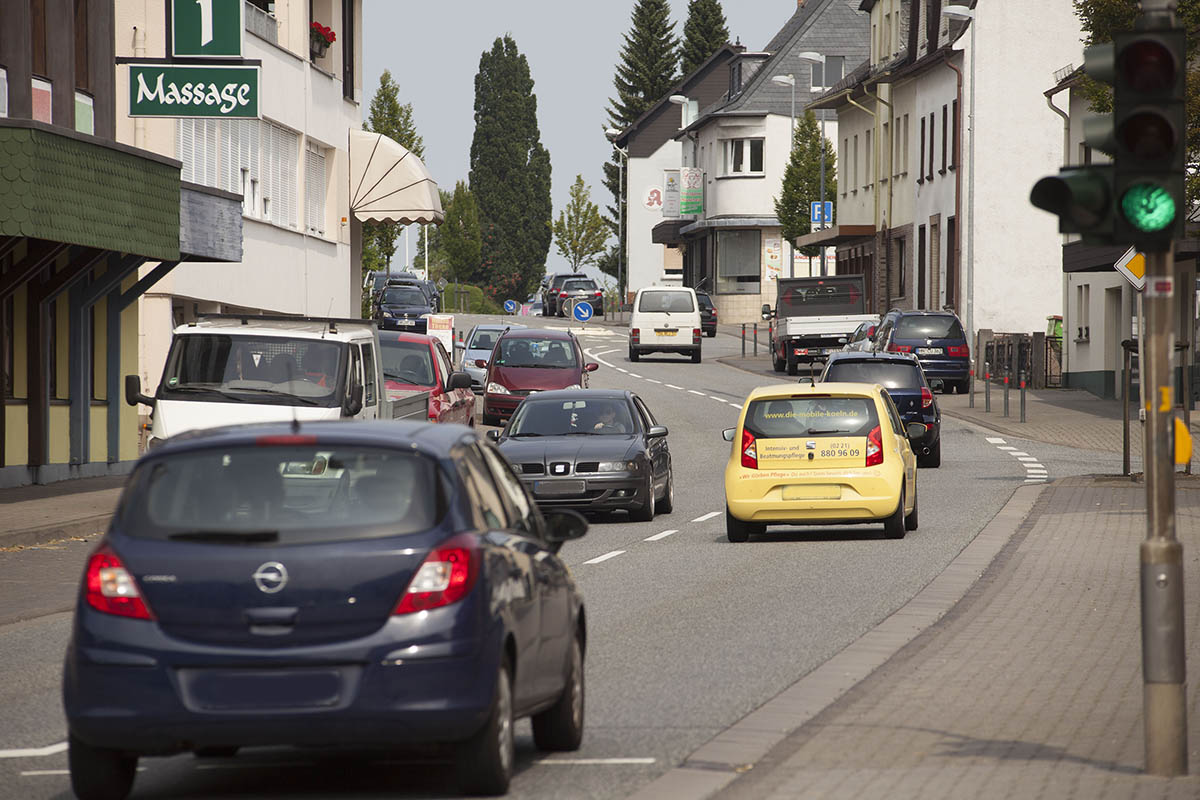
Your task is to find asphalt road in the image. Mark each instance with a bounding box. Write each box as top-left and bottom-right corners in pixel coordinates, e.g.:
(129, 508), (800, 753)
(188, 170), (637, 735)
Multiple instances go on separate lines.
(0, 313), (1116, 799)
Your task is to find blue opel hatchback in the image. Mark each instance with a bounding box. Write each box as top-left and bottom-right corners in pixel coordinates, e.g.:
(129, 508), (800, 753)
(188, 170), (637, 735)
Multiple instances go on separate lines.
(63, 421), (588, 799)
(873, 310), (970, 394)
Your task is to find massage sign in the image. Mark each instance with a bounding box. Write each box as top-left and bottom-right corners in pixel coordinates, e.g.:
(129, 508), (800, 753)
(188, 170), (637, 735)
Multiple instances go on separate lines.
(127, 0), (260, 119)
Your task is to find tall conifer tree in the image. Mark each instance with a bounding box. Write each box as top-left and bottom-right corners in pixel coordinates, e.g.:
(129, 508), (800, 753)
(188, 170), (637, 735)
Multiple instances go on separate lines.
(681, 0), (729, 76)
(775, 111), (837, 257)
(469, 36), (553, 300)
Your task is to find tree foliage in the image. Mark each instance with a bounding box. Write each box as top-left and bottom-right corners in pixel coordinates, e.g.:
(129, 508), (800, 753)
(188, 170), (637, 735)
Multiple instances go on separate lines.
(681, 0), (729, 76)
(1073, 0), (1200, 205)
(553, 175), (610, 270)
(441, 181), (483, 285)
(775, 111), (838, 257)
(470, 36), (553, 301)
(361, 70), (425, 282)
(603, 0), (679, 293)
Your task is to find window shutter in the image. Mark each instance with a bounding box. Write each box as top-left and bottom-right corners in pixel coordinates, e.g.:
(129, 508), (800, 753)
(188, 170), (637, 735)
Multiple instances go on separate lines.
(284, 127), (299, 229)
(305, 146), (326, 236)
(177, 120), (195, 184)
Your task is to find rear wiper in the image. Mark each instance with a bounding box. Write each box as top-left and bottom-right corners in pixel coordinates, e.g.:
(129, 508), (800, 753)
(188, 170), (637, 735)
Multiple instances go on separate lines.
(806, 428), (851, 435)
(231, 387), (319, 406)
(168, 530), (279, 543)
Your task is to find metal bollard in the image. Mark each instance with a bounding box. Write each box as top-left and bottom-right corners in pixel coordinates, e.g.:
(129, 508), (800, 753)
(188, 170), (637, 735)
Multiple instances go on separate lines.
(1019, 370), (1027, 423)
(1003, 374), (1010, 417)
(968, 361), (975, 408)
(753, 323), (758, 356)
(741, 323), (746, 357)
(985, 361), (991, 413)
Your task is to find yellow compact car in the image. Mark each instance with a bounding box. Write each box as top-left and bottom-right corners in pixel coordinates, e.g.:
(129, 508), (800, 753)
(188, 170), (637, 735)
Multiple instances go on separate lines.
(722, 382), (922, 542)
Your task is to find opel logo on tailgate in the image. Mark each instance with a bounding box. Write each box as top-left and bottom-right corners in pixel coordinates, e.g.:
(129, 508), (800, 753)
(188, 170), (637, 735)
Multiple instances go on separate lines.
(252, 562), (288, 594)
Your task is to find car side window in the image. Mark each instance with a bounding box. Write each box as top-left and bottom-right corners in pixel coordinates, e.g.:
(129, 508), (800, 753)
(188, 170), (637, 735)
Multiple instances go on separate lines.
(460, 447), (512, 531)
(347, 345), (362, 400)
(479, 444), (540, 537)
(361, 343), (377, 407)
(433, 343), (453, 384)
(882, 392), (905, 436)
(632, 396), (655, 430)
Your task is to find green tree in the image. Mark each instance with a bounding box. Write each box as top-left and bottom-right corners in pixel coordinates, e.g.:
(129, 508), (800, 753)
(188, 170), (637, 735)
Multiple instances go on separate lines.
(681, 0), (729, 76)
(603, 0), (679, 292)
(553, 175), (610, 270)
(1073, 0), (1200, 205)
(360, 69), (425, 284)
(441, 181), (483, 285)
(774, 111), (838, 257)
(469, 36), (553, 300)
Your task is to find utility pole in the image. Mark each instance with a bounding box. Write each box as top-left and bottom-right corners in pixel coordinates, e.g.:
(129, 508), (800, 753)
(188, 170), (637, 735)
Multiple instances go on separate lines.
(1030, 1), (1189, 775)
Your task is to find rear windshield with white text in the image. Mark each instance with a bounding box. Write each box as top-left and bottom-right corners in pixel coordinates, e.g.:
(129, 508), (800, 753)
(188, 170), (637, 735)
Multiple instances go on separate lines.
(744, 397), (878, 439)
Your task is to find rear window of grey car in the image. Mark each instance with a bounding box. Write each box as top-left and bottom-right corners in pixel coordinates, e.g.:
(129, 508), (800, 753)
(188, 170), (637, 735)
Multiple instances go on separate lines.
(563, 279), (597, 291)
(121, 446), (445, 544)
(823, 361), (923, 389)
(637, 291), (695, 313)
(894, 315), (964, 339)
(744, 397), (879, 439)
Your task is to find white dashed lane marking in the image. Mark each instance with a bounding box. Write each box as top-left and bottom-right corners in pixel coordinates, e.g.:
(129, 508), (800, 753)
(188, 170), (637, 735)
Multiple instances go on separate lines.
(692, 511), (721, 523)
(688, 390), (705, 396)
(0, 743), (67, 759)
(535, 758), (657, 766)
(666, 384), (684, 390)
(985, 437), (1007, 444)
(644, 529), (678, 542)
(583, 550), (626, 565)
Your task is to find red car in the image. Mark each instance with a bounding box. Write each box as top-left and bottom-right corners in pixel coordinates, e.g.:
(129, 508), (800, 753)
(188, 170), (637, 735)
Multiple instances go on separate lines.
(379, 332), (475, 426)
(481, 329), (598, 426)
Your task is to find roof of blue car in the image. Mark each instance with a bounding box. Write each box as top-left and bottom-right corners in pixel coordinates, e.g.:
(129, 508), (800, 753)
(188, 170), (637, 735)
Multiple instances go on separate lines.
(152, 420), (476, 459)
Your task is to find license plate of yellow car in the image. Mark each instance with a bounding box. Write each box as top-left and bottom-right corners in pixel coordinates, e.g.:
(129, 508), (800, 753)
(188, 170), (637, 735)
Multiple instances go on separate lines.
(783, 485), (841, 500)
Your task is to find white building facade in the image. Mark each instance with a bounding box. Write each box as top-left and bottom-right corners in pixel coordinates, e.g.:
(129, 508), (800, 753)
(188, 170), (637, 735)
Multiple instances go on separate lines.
(114, 0), (362, 394)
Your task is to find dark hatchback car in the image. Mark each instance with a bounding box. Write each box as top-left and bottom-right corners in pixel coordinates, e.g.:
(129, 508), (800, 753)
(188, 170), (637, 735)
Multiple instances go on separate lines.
(490, 389), (673, 521)
(696, 290), (718, 337)
(821, 351), (942, 467)
(480, 329), (598, 427)
(542, 272), (588, 317)
(873, 310), (970, 393)
(374, 285), (433, 332)
(63, 421), (589, 799)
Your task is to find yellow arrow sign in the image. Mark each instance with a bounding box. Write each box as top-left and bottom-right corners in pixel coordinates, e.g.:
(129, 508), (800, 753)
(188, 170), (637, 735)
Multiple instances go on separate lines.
(1114, 246), (1146, 290)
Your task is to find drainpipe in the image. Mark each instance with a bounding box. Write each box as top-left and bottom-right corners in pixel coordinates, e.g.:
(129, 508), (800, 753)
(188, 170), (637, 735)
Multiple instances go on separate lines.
(133, 25), (146, 149)
(945, 54), (964, 314)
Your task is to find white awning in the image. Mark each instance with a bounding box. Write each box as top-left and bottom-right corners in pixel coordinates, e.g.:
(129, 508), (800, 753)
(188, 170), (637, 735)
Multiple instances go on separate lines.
(349, 129), (444, 225)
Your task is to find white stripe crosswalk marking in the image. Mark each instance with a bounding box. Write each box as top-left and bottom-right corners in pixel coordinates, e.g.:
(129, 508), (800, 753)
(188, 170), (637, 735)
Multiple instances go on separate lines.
(985, 437), (1006, 444)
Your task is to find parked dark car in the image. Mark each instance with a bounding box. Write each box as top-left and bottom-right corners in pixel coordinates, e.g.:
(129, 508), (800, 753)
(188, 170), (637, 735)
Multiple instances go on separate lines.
(872, 309), (970, 394)
(491, 389), (673, 521)
(821, 351), (942, 467)
(696, 290), (718, 337)
(556, 277), (603, 317)
(62, 421), (589, 799)
(385, 276), (439, 312)
(480, 329), (598, 427)
(374, 284), (433, 332)
(542, 272), (588, 317)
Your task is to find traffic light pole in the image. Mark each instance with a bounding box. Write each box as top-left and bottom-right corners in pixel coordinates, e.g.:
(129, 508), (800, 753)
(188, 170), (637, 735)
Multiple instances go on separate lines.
(1140, 245), (1188, 777)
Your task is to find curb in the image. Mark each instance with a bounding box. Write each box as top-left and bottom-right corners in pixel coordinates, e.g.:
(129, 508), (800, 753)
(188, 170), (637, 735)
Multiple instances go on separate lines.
(0, 515), (111, 549)
(625, 483), (1046, 800)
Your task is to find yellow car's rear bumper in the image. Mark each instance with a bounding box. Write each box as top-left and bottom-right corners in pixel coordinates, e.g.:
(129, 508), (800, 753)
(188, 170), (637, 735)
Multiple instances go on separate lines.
(725, 467), (902, 523)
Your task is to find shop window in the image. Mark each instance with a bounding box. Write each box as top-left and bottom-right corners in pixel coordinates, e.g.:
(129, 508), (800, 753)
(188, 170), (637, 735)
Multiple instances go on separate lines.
(716, 229), (761, 295)
(810, 56), (844, 90)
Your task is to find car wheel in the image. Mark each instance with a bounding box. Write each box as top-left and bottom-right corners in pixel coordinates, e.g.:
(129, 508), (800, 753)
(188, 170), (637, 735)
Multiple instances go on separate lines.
(631, 477), (655, 522)
(772, 351), (785, 372)
(532, 634), (585, 751)
(691, 348), (702, 364)
(919, 439), (941, 469)
(657, 469), (674, 514)
(482, 412), (501, 427)
(786, 352), (799, 376)
(884, 490), (906, 539)
(457, 659), (515, 796)
(628, 347), (640, 363)
(905, 488), (919, 531)
(69, 734), (137, 800)
(193, 747), (239, 758)
(726, 506), (762, 543)
(707, 329), (717, 338)
(955, 379), (970, 394)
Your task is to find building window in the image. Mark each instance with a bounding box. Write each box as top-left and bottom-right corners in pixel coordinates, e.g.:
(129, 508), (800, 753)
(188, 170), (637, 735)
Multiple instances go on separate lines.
(74, 0), (89, 91)
(896, 237), (906, 298)
(342, 0), (356, 100)
(951, 99), (959, 168)
(881, 121), (889, 177)
(852, 134), (859, 188)
(716, 229), (761, 295)
(940, 104), (948, 173)
(841, 137), (849, 195)
(47, 297), (57, 399)
(810, 56), (845, 90)
(1076, 284), (1090, 340)
(31, 77), (52, 124)
(864, 129), (872, 189)
(917, 225), (927, 310)
(305, 143), (327, 236)
(724, 139), (764, 175)
(31, 0), (47, 76)
(918, 116), (925, 184)
(927, 112), (935, 181)
(2, 282), (12, 398)
(0, 67), (8, 118)
(902, 113), (910, 173)
(74, 92), (93, 135)
(946, 215), (957, 303)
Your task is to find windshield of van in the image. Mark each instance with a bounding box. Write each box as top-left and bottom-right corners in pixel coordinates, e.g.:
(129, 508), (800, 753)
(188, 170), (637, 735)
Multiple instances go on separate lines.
(494, 337), (578, 369)
(121, 446), (444, 544)
(638, 291), (695, 313)
(158, 334), (344, 407)
(744, 396), (879, 438)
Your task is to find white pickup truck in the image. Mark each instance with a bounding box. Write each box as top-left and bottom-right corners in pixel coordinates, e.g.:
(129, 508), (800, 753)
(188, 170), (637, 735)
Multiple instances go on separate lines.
(126, 315), (428, 449)
(763, 276), (877, 375)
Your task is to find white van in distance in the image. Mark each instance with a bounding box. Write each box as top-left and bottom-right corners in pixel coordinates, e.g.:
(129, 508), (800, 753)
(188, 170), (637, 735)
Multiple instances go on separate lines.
(628, 287), (702, 364)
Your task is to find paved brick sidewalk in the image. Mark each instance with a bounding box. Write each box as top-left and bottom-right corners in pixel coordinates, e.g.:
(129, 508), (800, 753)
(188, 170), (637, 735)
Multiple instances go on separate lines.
(0, 475), (124, 548)
(716, 477), (1200, 799)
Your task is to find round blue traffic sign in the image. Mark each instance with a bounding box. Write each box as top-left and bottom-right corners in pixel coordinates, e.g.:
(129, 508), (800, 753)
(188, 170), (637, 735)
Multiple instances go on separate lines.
(503, 299), (518, 314)
(572, 300), (594, 323)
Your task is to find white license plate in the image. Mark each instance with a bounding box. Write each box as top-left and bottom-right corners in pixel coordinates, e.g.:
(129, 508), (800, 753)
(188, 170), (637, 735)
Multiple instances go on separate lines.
(398, 320), (417, 327)
(535, 480), (586, 496)
(917, 347), (943, 355)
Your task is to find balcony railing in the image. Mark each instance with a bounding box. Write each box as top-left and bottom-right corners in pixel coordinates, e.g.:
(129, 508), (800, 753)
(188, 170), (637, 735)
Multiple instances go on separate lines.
(245, 1), (278, 45)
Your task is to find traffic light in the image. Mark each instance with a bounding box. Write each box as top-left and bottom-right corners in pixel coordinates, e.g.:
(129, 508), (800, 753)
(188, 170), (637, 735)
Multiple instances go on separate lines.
(1031, 16), (1187, 251)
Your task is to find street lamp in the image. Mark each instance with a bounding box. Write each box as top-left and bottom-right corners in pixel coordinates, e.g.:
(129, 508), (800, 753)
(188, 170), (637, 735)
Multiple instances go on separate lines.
(605, 127), (629, 305)
(770, 74), (796, 147)
(943, 4), (975, 345)
(796, 51), (830, 276)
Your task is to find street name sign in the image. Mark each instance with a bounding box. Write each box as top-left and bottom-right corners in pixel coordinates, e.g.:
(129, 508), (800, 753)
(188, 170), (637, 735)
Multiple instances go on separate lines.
(129, 64), (260, 118)
(1114, 245), (1146, 291)
(172, 0), (245, 58)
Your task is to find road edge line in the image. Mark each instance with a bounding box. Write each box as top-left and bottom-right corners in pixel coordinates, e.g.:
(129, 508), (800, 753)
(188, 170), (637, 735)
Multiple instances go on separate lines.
(624, 483), (1046, 800)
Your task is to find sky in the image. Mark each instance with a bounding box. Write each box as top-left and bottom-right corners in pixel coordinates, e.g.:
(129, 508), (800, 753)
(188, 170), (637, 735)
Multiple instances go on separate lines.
(362, 0), (797, 281)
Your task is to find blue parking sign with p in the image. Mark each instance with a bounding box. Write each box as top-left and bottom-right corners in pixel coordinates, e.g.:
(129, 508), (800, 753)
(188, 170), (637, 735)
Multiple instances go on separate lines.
(810, 201), (833, 225)
(572, 301), (594, 323)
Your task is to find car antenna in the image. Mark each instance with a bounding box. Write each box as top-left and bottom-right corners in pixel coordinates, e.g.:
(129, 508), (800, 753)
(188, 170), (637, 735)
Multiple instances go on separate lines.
(286, 359), (301, 434)
(808, 361), (817, 387)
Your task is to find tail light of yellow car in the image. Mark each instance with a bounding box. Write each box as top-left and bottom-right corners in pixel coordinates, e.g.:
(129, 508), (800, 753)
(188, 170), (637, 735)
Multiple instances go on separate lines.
(866, 425), (883, 467)
(741, 429), (758, 469)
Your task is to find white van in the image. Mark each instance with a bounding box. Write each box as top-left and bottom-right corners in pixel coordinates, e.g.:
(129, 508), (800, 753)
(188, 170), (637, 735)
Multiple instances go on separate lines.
(628, 287), (702, 364)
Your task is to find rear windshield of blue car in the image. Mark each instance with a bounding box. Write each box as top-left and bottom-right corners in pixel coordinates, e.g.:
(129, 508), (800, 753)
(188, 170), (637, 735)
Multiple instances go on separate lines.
(823, 361), (924, 389)
(121, 446), (445, 544)
(382, 287), (427, 305)
(895, 315), (964, 339)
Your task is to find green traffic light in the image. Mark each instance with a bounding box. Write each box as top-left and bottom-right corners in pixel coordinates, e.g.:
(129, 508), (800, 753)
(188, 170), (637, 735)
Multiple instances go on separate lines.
(1120, 183), (1176, 232)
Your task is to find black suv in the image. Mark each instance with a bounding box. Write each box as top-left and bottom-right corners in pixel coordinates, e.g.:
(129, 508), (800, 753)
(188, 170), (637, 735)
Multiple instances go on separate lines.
(872, 309), (969, 394)
(696, 291), (718, 337)
(542, 272), (589, 317)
